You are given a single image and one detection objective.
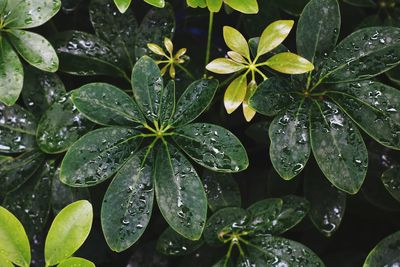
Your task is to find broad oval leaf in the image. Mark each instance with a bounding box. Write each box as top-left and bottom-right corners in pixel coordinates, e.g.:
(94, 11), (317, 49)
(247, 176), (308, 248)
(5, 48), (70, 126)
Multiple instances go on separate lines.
(172, 79), (219, 126)
(257, 20), (294, 57)
(264, 52), (314, 74)
(246, 198), (283, 234)
(0, 103), (36, 153)
(224, 74), (247, 114)
(157, 227), (204, 256)
(101, 147), (154, 252)
(296, 0), (341, 68)
(224, 0), (258, 14)
(206, 58), (245, 74)
(223, 26), (250, 59)
(36, 94), (94, 154)
(154, 143), (207, 240)
(363, 230), (400, 267)
(0, 39), (23, 106)
(58, 257), (95, 267)
(159, 80), (176, 125)
(131, 56), (163, 121)
(381, 166), (400, 203)
(173, 123), (249, 172)
(320, 27), (400, 83)
(8, 30), (59, 72)
(310, 100), (368, 194)
(0, 206), (31, 267)
(71, 83), (145, 126)
(60, 127), (142, 186)
(45, 200), (93, 266)
(269, 100), (311, 180)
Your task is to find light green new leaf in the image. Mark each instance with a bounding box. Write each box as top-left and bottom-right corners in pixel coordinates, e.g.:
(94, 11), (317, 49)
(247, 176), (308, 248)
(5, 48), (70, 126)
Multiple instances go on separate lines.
(264, 52), (314, 74)
(58, 257), (95, 267)
(363, 230), (400, 267)
(206, 0), (223, 12)
(0, 206), (31, 267)
(224, 0), (258, 14)
(206, 58), (245, 74)
(187, 0), (207, 8)
(224, 74), (247, 114)
(114, 0), (132, 13)
(0, 254), (13, 267)
(8, 30), (59, 72)
(223, 26), (250, 59)
(45, 200), (93, 266)
(145, 0), (165, 8)
(257, 20), (294, 57)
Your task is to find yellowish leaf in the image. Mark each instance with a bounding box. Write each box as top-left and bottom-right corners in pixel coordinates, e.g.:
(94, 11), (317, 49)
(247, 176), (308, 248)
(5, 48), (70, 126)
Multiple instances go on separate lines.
(257, 20), (294, 57)
(223, 26), (250, 59)
(206, 58), (246, 74)
(264, 52), (314, 74)
(224, 74), (247, 114)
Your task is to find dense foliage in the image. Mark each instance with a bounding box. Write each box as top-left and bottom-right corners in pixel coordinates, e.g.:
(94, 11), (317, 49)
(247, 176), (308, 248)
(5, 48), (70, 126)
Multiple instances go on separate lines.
(1, 0), (400, 266)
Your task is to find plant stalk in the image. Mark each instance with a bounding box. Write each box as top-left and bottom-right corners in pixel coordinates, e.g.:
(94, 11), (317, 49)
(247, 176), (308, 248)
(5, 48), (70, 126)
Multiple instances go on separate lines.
(205, 11), (214, 74)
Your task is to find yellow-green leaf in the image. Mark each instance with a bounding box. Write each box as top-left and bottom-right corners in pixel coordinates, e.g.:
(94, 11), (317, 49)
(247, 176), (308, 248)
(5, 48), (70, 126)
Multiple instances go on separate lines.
(227, 51), (247, 63)
(147, 43), (166, 56)
(264, 52), (314, 74)
(224, 74), (247, 114)
(206, 58), (245, 74)
(257, 20), (294, 57)
(223, 26), (250, 59)
(206, 0), (223, 12)
(243, 80), (257, 122)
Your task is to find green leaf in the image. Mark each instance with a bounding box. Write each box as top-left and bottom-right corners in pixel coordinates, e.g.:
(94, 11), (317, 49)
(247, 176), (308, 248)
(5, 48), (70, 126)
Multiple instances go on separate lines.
(224, 74), (247, 114)
(223, 26), (250, 59)
(101, 147), (154, 252)
(224, 0), (258, 14)
(135, 4), (175, 59)
(5, 0), (61, 29)
(58, 257), (95, 267)
(131, 56), (163, 121)
(248, 236), (325, 266)
(45, 200), (93, 266)
(173, 123), (249, 172)
(0, 151), (45, 194)
(202, 170), (241, 212)
(187, 0), (207, 8)
(206, 0), (223, 12)
(71, 83), (145, 126)
(249, 76), (298, 116)
(206, 58), (246, 74)
(172, 79), (219, 126)
(0, 39), (23, 106)
(0, 103), (37, 153)
(296, 0), (340, 68)
(21, 67), (66, 116)
(304, 165), (347, 237)
(310, 100), (368, 194)
(327, 80), (400, 150)
(0, 254), (13, 267)
(159, 80), (176, 125)
(145, 0), (165, 8)
(269, 101), (310, 180)
(8, 30), (58, 72)
(36, 94), (95, 154)
(320, 27), (400, 83)
(264, 52), (314, 74)
(246, 198), (283, 233)
(60, 127), (142, 186)
(381, 166), (400, 203)
(114, 0), (132, 13)
(90, 0), (138, 69)
(203, 207), (248, 246)
(363, 230), (400, 267)
(257, 20), (294, 57)
(154, 143), (207, 240)
(3, 160), (53, 237)
(157, 227), (204, 256)
(0, 206), (31, 267)
(51, 31), (127, 78)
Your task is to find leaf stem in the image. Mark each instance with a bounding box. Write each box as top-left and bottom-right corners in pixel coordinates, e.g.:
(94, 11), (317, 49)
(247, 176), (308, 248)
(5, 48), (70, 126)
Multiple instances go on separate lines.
(205, 11), (214, 74)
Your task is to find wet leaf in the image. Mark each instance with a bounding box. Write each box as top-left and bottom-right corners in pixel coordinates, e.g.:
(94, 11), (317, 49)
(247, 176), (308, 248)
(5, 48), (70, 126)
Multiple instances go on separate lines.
(310, 100), (368, 194)
(45, 200), (93, 266)
(154, 143), (207, 240)
(381, 166), (400, 203)
(101, 147), (154, 252)
(160, 80), (176, 125)
(60, 127), (142, 186)
(173, 123), (249, 172)
(58, 257), (95, 267)
(172, 79), (218, 126)
(257, 20), (294, 57)
(269, 100), (310, 180)
(0, 103), (37, 153)
(157, 227), (204, 256)
(71, 83), (145, 126)
(8, 30), (58, 72)
(36, 94), (94, 154)
(246, 198), (283, 234)
(202, 170), (241, 212)
(363, 230), (400, 267)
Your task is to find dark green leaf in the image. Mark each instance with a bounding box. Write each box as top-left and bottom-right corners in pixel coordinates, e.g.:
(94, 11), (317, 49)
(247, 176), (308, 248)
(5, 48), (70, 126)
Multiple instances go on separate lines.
(159, 80), (176, 125)
(269, 100), (310, 180)
(296, 0), (340, 69)
(320, 27), (400, 83)
(60, 127), (142, 186)
(157, 227), (204, 256)
(381, 166), (400, 203)
(71, 83), (145, 126)
(172, 79), (219, 127)
(363, 230), (400, 267)
(0, 151), (45, 193)
(246, 198), (283, 234)
(0, 103), (36, 153)
(173, 123), (249, 172)
(36, 94), (95, 154)
(61, 0), (84, 12)
(328, 80), (400, 150)
(135, 4), (175, 59)
(154, 143), (207, 240)
(131, 56), (163, 121)
(101, 147), (154, 252)
(203, 170), (241, 212)
(310, 100), (368, 194)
